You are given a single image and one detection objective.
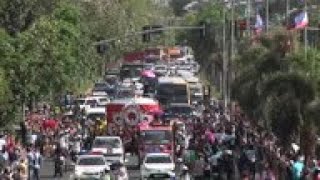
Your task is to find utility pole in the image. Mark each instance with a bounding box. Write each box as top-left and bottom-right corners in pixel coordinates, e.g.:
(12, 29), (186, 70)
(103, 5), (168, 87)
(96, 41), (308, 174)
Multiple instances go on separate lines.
(222, 2), (228, 110)
(229, 0), (235, 105)
(265, 0), (269, 33)
(247, 0), (251, 37)
(304, 0), (308, 62)
(286, 0), (290, 25)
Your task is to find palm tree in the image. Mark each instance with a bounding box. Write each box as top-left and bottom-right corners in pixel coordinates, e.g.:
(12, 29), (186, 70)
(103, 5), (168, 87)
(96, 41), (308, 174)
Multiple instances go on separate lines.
(232, 33), (291, 126)
(260, 72), (315, 150)
(232, 30), (320, 155)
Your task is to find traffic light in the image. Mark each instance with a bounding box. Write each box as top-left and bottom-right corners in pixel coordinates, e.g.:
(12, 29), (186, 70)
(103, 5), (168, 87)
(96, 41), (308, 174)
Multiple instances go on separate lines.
(142, 26), (151, 42)
(151, 25), (163, 34)
(96, 42), (108, 55)
(95, 37), (108, 55)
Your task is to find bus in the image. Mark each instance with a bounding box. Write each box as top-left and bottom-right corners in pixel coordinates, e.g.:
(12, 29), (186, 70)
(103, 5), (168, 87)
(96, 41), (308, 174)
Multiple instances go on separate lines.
(183, 76), (203, 104)
(156, 76), (190, 105)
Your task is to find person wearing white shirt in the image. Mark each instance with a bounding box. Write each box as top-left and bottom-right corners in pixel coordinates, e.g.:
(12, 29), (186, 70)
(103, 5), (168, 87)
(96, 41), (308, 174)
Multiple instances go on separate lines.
(33, 149), (42, 180)
(0, 149), (8, 173)
(26, 148), (34, 180)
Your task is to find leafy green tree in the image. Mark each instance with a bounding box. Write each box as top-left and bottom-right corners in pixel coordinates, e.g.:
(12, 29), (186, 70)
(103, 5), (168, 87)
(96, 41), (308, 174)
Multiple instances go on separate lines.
(0, 0), (174, 127)
(232, 30), (320, 156)
(169, 0), (193, 16)
(0, 0), (58, 36)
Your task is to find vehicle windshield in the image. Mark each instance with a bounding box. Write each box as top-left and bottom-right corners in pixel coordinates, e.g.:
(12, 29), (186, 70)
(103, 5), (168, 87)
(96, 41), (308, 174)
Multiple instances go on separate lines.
(105, 77), (118, 85)
(75, 99), (85, 105)
(156, 66), (166, 70)
(145, 155), (172, 164)
(170, 54), (183, 59)
(86, 100), (97, 106)
(166, 106), (192, 115)
(87, 113), (105, 121)
(117, 89), (132, 98)
(99, 98), (109, 104)
(78, 157), (105, 166)
(94, 83), (107, 89)
(93, 138), (121, 148)
(120, 65), (143, 79)
(157, 84), (187, 96)
(141, 130), (171, 144)
(190, 86), (202, 94)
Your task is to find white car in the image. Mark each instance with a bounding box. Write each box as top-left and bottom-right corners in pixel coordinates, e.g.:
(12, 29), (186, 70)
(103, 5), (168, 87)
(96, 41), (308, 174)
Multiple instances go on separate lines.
(91, 136), (125, 163)
(140, 153), (175, 180)
(74, 155), (110, 179)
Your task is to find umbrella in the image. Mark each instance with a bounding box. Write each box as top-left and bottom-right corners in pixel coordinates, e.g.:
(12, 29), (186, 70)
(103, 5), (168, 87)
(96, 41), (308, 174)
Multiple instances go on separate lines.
(141, 70), (156, 78)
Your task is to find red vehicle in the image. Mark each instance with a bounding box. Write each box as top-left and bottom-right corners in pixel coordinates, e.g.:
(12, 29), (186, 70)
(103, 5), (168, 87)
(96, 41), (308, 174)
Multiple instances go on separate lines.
(137, 121), (174, 164)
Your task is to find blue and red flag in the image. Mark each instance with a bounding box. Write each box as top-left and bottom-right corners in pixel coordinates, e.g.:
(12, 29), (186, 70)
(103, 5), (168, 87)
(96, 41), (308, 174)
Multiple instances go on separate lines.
(294, 11), (308, 29)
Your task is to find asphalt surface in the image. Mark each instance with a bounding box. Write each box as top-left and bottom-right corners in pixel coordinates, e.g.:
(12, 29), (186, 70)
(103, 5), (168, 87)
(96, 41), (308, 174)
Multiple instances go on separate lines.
(40, 155), (141, 180)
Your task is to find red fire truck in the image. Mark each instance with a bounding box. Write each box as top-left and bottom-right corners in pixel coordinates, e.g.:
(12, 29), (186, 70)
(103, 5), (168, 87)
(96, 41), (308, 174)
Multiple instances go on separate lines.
(137, 121), (174, 164)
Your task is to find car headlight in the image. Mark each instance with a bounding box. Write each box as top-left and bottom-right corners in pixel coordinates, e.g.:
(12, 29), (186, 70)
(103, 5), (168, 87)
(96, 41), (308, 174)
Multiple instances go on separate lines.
(169, 171), (175, 176)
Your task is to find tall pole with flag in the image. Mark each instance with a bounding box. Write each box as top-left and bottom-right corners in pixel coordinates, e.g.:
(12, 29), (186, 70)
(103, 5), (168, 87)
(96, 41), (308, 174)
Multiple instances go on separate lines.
(286, 0), (290, 26)
(265, 0), (269, 33)
(304, 0), (308, 61)
(229, 0), (235, 104)
(247, 0), (251, 37)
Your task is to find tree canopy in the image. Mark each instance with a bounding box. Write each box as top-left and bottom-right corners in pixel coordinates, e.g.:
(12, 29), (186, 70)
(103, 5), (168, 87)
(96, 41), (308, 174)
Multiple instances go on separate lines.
(232, 30), (320, 156)
(0, 0), (173, 126)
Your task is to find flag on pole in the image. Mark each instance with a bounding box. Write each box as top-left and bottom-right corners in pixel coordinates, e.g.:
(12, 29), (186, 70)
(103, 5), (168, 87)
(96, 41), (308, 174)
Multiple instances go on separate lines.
(294, 11), (308, 29)
(254, 13), (264, 34)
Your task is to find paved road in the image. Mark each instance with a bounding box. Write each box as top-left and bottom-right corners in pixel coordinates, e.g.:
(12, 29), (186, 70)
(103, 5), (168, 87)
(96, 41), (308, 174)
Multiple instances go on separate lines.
(40, 155), (141, 180)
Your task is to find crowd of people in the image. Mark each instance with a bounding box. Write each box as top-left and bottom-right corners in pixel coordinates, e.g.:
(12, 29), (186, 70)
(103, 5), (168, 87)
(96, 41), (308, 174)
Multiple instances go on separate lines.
(0, 103), (82, 179)
(0, 98), (320, 179)
(175, 101), (320, 180)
